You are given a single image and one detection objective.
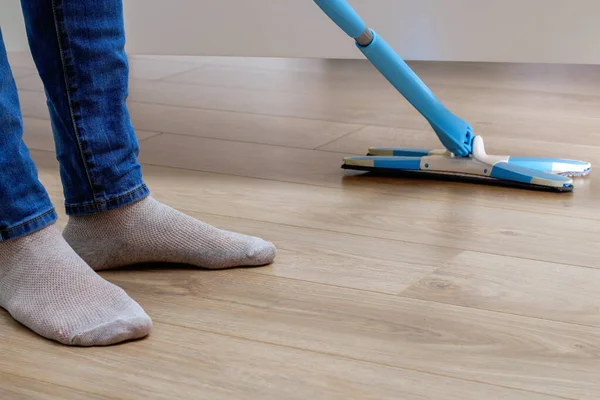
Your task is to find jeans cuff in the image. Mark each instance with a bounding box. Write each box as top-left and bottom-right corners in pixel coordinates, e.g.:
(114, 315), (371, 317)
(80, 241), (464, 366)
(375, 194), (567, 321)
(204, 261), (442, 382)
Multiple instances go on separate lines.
(0, 208), (58, 242)
(65, 184), (150, 216)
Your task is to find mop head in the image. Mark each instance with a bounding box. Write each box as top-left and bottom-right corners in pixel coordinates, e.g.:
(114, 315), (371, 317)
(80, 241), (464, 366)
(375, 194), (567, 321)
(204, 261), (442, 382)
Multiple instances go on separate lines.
(342, 136), (591, 193)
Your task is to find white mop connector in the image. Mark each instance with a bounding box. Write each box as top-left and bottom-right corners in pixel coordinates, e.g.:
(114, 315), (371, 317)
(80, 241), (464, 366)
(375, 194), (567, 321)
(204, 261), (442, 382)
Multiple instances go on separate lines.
(314, 0), (591, 192)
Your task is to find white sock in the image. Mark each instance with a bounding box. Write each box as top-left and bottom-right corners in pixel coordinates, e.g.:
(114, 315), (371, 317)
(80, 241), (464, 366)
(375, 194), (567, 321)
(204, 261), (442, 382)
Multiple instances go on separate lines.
(0, 224), (152, 346)
(63, 196), (276, 271)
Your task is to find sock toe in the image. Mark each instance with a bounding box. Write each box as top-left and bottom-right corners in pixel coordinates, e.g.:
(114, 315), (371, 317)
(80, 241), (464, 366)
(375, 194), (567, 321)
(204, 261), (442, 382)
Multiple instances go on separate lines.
(70, 305), (152, 346)
(246, 238), (277, 266)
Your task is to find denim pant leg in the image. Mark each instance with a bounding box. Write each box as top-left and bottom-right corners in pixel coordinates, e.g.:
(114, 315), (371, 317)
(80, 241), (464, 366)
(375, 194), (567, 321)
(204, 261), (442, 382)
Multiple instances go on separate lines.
(20, 0), (149, 216)
(0, 28), (58, 241)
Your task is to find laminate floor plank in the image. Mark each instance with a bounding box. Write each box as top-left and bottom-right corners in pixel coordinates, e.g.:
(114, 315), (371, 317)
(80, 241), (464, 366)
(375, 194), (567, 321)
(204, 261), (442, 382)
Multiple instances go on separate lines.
(0, 372), (111, 400)
(127, 102), (361, 149)
(402, 251), (600, 328)
(0, 316), (554, 400)
(169, 58), (600, 97)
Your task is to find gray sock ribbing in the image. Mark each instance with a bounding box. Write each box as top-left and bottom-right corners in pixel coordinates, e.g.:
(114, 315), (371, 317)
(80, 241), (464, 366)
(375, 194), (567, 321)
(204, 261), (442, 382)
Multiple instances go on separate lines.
(63, 196), (276, 271)
(0, 224), (152, 346)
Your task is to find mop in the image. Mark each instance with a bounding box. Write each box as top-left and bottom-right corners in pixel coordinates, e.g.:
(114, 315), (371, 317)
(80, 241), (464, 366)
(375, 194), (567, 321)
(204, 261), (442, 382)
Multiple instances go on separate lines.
(313, 0), (591, 192)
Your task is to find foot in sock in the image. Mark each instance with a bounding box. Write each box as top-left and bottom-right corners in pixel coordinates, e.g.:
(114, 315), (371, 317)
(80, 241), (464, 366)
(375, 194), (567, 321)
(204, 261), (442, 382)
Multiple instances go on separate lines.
(0, 225), (152, 346)
(63, 196), (276, 271)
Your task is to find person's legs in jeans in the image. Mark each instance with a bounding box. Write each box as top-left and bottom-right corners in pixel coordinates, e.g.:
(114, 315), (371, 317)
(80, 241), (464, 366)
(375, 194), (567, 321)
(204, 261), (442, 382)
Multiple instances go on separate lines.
(2, 0), (275, 347)
(0, 41), (56, 241)
(0, 26), (152, 346)
(20, 0), (276, 272)
(21, 0), (148, 214)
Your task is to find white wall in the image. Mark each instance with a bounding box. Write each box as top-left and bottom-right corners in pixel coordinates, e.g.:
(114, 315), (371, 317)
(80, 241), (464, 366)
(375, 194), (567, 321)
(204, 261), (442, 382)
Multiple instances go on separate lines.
(3, 0), (600, 64)
(0, 2), (29, 52)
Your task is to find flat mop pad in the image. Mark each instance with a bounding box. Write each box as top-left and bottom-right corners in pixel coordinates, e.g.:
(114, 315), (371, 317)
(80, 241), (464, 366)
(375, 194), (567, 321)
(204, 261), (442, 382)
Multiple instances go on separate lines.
(313, 0), (591, 192)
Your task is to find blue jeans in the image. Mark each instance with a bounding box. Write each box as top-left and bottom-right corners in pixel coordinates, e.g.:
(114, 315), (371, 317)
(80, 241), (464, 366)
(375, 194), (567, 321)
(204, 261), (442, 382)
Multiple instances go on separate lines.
(0, 0), (149, 241)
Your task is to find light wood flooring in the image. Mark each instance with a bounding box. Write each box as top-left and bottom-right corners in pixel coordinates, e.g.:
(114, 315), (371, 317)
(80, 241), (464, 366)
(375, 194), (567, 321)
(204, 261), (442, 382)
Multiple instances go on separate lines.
(2, 51), (600, 399)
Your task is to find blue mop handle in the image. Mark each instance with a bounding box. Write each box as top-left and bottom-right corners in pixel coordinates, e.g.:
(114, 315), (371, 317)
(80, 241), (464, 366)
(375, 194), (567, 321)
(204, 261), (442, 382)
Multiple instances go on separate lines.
(313, 0), (474, 157)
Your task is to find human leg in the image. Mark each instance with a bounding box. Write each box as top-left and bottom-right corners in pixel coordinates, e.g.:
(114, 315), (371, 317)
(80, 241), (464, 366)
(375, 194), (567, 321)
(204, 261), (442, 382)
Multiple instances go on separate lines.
(0, 32), (56, 241)
(20, 0), (276, 270)
(20, 0), (148, 214)
(0, 27), (152, 346)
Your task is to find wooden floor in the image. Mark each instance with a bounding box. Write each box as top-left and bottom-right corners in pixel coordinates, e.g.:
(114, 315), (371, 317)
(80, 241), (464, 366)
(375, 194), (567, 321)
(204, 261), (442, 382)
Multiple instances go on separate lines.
(3, 51), (600, 399)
